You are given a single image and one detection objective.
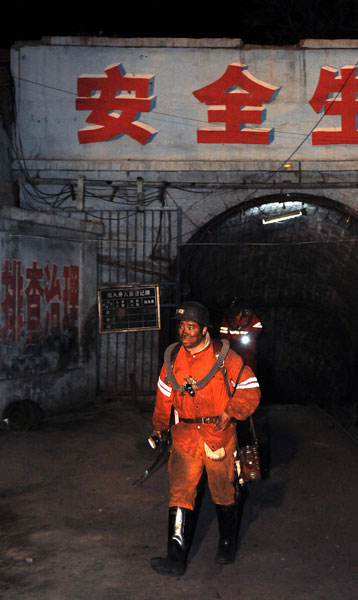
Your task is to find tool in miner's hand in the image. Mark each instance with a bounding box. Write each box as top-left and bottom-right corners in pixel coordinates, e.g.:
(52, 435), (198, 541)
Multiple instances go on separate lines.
(132, 430), (172, 487)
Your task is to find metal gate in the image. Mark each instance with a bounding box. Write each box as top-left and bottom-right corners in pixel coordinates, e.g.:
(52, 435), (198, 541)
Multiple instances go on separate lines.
(93, 207), (182, 397)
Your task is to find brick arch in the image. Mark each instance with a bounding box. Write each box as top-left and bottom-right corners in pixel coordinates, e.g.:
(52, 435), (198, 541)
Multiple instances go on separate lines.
(180, 192), (358, 415)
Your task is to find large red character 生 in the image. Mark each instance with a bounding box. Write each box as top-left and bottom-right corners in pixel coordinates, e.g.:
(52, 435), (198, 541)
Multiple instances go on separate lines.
(76, 63), (157, 145)
(309, 65), (358, 145)
(193, 63), (280, 144)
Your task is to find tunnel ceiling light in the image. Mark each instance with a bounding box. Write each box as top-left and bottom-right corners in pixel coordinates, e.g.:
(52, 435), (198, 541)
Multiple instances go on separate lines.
(262, 209), (303, 225)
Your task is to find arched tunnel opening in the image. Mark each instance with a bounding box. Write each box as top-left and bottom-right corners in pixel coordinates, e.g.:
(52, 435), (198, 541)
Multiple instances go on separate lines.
(179, 192), (358, 422)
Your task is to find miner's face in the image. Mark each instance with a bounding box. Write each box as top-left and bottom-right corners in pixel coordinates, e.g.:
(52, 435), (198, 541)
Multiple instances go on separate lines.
(178, 320), (207, 351)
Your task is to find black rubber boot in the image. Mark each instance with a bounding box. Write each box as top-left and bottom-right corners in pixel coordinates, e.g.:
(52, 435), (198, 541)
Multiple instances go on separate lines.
(150, 506), (194, 576)
(215, 503), (239, 564)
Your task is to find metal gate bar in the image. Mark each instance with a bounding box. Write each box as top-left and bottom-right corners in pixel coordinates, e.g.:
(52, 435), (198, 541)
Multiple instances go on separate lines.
(42, 205), (181, 397)
(91, 207), (181, 396)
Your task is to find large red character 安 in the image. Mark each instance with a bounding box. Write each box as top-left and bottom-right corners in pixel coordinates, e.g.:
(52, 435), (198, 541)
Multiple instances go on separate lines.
(76, 63), (157, 145)
(193, 63), (280, 144)
(309, 65), (358, 145)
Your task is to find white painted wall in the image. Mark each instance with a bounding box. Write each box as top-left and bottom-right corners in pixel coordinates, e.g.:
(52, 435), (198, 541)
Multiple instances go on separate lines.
(10, 37), (358, 173)
(9, 38), (358, 251)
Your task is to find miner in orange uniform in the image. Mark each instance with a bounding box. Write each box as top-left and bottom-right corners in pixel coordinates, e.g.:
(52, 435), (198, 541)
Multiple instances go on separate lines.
(150, 301), (260, 576)
(220, 301), (263, 372)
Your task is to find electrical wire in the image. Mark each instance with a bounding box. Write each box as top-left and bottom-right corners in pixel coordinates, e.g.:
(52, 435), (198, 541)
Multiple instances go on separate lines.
(2, 229), (358, 246)
(12, 74), (317, 142)
(177, 58), (358, 243)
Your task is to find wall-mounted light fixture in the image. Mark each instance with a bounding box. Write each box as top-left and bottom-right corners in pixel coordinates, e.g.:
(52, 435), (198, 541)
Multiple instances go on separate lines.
(262, 209), (303, 225)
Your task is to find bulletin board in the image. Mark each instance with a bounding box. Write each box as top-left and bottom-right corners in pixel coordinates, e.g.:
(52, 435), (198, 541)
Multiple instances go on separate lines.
(98, 284), (161, 333)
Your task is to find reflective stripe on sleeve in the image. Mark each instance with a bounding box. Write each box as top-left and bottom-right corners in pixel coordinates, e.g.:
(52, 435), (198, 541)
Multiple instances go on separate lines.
(228, 330), (249, 335)
(253, 322), (263, 328)
(158, 376), (173, 397)
(231, 376), (260, 389)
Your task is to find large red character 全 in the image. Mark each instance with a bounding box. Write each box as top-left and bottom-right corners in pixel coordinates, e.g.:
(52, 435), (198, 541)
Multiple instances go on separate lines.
(193, 63), (280, 144)
(76, 63), (157, 145)
(309, 65), (358, 145)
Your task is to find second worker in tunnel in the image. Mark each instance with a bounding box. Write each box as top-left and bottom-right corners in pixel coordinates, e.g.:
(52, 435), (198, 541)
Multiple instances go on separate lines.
(150, 301), (260, 576)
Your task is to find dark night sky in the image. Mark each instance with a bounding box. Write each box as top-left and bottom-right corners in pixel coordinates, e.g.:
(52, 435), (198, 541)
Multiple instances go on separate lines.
(4, 1), (358, 49)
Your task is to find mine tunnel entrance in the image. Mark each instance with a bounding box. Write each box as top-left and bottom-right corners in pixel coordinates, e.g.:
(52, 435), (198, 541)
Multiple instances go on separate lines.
(180, 193), (358, 420)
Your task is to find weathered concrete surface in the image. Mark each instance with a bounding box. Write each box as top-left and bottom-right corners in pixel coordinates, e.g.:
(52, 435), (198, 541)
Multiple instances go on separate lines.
(0, 206), (102, 416)
(0, 403), (357, 600)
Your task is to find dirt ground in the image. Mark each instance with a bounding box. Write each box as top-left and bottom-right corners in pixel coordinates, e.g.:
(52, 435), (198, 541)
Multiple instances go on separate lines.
(0, 400), (357, 600)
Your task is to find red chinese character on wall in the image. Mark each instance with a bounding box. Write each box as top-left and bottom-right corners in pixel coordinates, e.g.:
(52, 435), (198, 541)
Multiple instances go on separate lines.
(193, 63), (280, 144)
(62, 265), (79, 330)
(309, 65), (358, 145)
(76, 63), (157, 145)
(1, 260), (24, 342)
(25, 261), (43, 343)
(44, 264), (61, 335)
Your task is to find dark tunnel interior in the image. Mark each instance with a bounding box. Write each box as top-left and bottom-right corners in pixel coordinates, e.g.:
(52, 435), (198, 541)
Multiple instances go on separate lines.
(180, 193), (358, 420)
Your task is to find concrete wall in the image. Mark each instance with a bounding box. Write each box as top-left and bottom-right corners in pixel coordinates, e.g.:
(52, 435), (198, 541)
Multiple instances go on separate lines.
(9, 37), (358, 166)
(7, 37), (358, 409)
(0, 206), (103, 417)
(0, 117), (13, 205)
(9, 37), (358, 234)
(0, 49), (17, 206)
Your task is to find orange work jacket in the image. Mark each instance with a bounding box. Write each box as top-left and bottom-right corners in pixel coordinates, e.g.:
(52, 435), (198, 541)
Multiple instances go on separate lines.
(219, 311), (263, 371)
(152, 340), (260, 455)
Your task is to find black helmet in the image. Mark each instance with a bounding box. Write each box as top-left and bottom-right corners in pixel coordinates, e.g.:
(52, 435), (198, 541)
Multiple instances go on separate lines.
(173, 301), (210, 327)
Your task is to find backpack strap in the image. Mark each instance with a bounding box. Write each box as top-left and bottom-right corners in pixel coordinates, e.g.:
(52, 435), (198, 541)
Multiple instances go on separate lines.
(221, 359), (257, 442)
(220, 360), (245, 399)
(163, 339), (230, 393)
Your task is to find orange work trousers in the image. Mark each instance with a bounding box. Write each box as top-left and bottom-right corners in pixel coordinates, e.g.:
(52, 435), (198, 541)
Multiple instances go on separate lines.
(168, 434), (236, 510)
